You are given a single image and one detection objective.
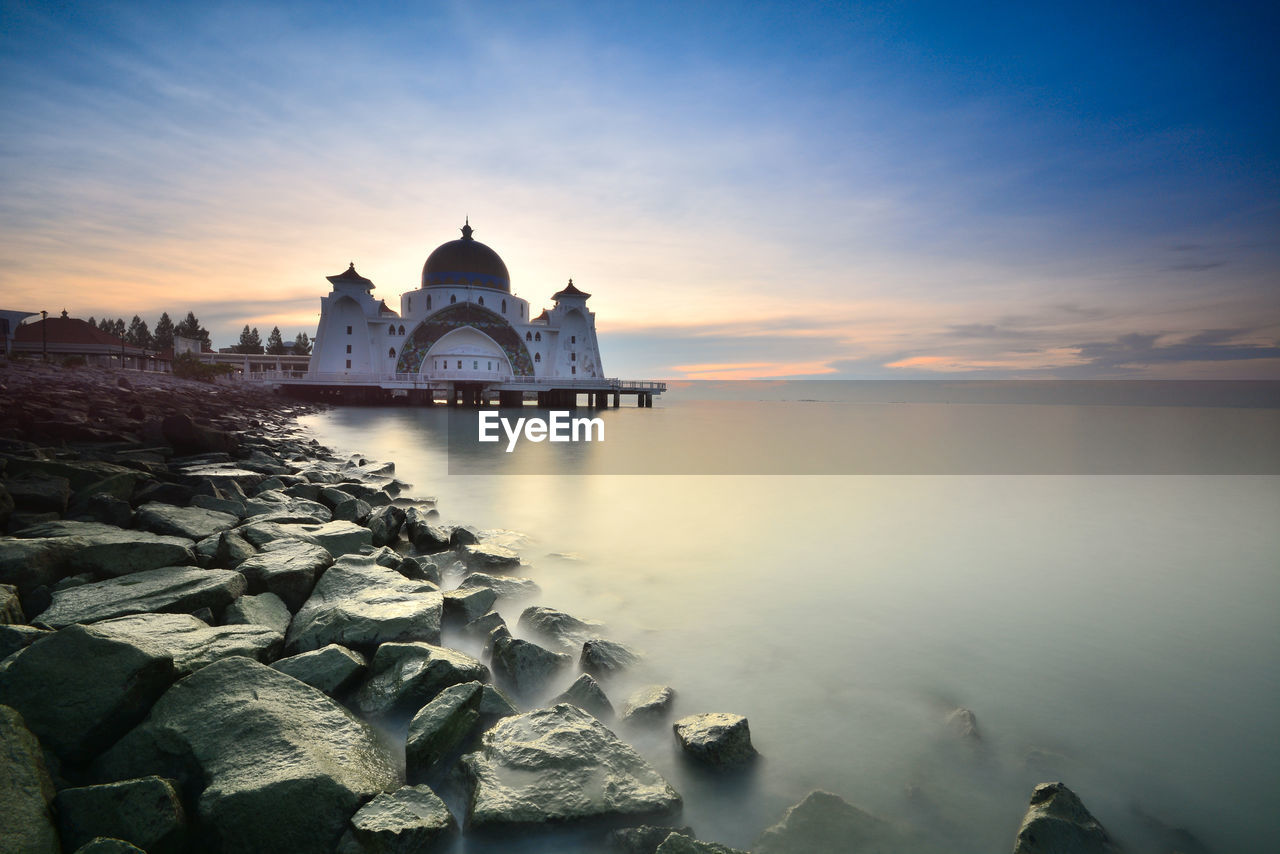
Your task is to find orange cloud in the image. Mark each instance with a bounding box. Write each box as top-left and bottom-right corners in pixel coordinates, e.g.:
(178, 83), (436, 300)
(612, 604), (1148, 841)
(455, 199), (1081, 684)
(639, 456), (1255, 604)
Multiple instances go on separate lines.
(670, 360), (838, 380)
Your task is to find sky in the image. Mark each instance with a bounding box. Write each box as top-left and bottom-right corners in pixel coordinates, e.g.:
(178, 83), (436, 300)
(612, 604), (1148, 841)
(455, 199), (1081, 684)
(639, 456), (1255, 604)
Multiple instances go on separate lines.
(1, 0), (1277, 379)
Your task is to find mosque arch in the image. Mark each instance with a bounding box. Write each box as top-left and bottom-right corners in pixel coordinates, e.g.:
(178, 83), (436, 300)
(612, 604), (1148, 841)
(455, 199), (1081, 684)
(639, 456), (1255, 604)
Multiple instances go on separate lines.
(395, 301), (534, 375)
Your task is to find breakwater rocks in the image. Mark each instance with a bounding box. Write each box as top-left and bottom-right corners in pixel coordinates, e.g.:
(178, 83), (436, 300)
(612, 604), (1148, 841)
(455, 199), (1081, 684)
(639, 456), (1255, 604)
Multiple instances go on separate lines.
(0, 361), (1130, 854)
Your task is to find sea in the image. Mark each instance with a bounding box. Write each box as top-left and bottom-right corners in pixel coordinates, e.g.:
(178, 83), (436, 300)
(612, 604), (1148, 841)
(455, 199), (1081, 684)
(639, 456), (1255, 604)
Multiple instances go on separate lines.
(299, 381), (1280, 853)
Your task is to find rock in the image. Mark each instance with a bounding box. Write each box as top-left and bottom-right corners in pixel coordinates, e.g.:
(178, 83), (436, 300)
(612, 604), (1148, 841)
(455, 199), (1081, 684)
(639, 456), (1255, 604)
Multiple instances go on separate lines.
(0, 482), (12, 528)
(477, 683), (520, 719)
(462, 703), (681, 828)
(236, 538), (333, 611)
(0, 536), (83, 594)
(0, 624), (177, 762)
(332, 497), (372, 524)
(553, 673), (615, 720)
(622, 685), (676, 723)
(354, 642), (489, 720)
(211, 529), (256, 569)
(224, 591), (291, 635)
(136, 502), (238, 541)
(365, 504), (406, 547)
(6, 472), (72, 513)
(0, 623), (51, 659)
(946, 707), (981, 741)
(292, 519), (373, 557)
(581, 638), (641, 676)
(3, 457), (140, 493)
(458, 571), (540, 599)
(449, 525), (479, 546)
(403, 507), (450, 553)
(656, 833), (749, 854)
(363, 544), (404, 568)
(243, 490), (332, 523)
(1, 582), (24, 623)
(94, 657), (397, 854)
(55, 776), (186, 854)
(348, 784), (456, 853)
(461, 610), (506, 642)
(754, 790), (905, 854)
(319, 486), (357, 508)
(68, 492), (136, 528)
(405, 681), (485, 777)
(89, 613), (282, 675)
(286, 555), (444, 654)
(33, 566), (247, 629)
(160, 413), (239, 456)
(12, 521), (196, 578)
(189, 493), (246, 519)
(442, 585), (497, 624)
(0, 704), (60, 854)
(608, 825), (697, 854)
(272, 643), (367, 696)
(518, 605), (602, 649)
(1012, 782), (1120, 854)
(461, 542), (521, 569)
(673, 713), (756, 768)
(71, 838), (146, 853)
(490, 635), (572, 696)
(397, 555), (442, 585)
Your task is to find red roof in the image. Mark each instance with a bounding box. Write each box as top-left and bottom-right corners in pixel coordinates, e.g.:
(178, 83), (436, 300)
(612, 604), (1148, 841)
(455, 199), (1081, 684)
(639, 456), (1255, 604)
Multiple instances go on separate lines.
(15, 317), (144, 353)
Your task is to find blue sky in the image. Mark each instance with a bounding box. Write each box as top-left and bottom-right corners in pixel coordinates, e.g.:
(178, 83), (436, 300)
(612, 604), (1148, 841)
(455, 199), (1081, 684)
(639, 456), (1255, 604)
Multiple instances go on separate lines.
(2, 0), (1277, 377)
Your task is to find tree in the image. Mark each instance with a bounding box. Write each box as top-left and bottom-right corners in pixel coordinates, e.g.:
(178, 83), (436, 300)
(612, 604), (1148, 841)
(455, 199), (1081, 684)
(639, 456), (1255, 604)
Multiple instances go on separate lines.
(265, 326), (286, 355)
(109, 318), (126, 339)
(154, 312), (175, 350)
(292, 332), (312, 355)
(174, 311), (211, 351)
(87, 316), (96, 328)
(233, 324), (264, 354)
(126, 315), (154, 349)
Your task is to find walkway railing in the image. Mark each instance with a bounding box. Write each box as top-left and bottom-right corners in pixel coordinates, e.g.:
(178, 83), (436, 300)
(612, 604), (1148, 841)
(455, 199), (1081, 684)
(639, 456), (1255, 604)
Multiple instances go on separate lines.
(238, 371), (665, 392)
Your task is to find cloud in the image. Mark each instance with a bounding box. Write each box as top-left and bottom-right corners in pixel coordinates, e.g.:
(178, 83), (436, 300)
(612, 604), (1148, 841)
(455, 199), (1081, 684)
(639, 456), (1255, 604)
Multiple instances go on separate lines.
(1074, 329), (1280, 367)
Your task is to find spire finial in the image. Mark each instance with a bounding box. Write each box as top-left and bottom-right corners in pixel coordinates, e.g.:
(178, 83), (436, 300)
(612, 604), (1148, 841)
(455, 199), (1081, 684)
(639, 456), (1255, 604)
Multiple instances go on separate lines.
(460, 217), (473, 240)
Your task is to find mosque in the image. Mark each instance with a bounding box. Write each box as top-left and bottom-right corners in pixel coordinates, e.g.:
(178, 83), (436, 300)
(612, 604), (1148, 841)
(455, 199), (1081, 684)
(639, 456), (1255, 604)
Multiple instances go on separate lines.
(294, 221), (661, 407)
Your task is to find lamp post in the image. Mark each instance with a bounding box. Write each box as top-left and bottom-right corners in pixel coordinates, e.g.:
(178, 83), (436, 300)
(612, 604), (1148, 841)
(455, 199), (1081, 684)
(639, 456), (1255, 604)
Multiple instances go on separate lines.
(40, 310), (47, 361)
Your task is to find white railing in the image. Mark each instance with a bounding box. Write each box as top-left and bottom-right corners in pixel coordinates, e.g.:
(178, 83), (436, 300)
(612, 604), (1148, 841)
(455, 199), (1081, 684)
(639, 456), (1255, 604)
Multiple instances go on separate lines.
(239, 371), (665, 392)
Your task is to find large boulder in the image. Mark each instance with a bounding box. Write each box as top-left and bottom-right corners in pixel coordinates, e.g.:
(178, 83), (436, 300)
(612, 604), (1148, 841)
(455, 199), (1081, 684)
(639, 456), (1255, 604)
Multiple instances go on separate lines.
(461, 703), (681, 828)
(621, 685), (676, 723)
(55, 776), (187, 854)
(243, 490), (332, 523)
(489, 635), (572, 697)
(0, 536), (85, 594)
(672, 713), (757, 768)
(223, 592), (291, 635)
(1, 581), (24, 623)
(441, 585), (496, 624)
(0, 704), (60, 854)
(93, 657), (398, 854)
(237, 519), (371, 557)
(33, 567), (246, 629)
(657, 834), (749, 854)
(160, 413), (239, 456)
(5, 472), (71, 513)
(70, 840), (146, 854)
(365, 504), (406, 548)
(347, 784), (456, 853)
(354, 642), (489, 720)
(460, 543), (521, 570)
(0, 625), (177, 762)
(754, 790), (905, 854)
(235, 538), (333, 611)
(286, 555), (443, 654)
(10, 521), (196, 579)
(608, 826), (697, 854)
(87, 613), (283, 675)
(457, 571), (540, 599)
(0, 623), (51, 659)
(1012, 782), (1121, 854)
(403, 508), (450, 553)
(405, 681), (485, 778)
(552, 673), (614, 720)
(518, 605), (602, 649)
(135, 502), (238, 541)
(271, 644), (367, 696)
(580, 638), (641, 676)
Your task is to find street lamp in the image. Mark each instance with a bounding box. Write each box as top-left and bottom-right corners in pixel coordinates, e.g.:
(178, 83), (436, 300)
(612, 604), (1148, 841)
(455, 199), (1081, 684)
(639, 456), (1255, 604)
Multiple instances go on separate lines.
(40, 310), (47, 361)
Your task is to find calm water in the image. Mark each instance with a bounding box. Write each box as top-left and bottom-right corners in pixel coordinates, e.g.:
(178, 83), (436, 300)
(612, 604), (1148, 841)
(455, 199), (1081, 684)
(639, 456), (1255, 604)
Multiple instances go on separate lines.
(300, 383), (1280, 853)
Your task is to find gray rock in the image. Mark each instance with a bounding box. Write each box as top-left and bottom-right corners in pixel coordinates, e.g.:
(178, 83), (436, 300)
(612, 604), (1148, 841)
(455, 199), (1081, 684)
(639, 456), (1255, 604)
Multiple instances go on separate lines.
(94, 657), (397, 854)
(518, 605), (602, 649)
(244, 490), (332, 522)
(354, 641), (489, 719)
(403, 507), (450, 553)
(461, 610), (506, 642)
(348, 784), (457, 853)
(0, 624), (176, 762)
(332, 497), (372, 524)
(490, 635), (572, 697)
(363, 544), (404, 568)
(461, 542), (521, 569)
(1012, 782), (1120, 854)
(754, 790), (905, 854)
(236, 538), (333, 611)
(442, 585), (497, 624)
(5, 472), (72, 513)
(449, 525), (480, 546)
(86, 612), (281, 674)
(11, 521), (197, 579)
(462, 703), (681, 828)
(292, 520), (373, 557)
(673, 713), (756, 768)
(189, 493), (247, 519)
(0, 536), (84, 594)
(608, 826), (697, 854)
(365, 504), (406, 548)
(68, 492), (135, 528)
(71, 837), (146, 853)
(397, 555), (443, 585)
(947, 706), (981, 741)
(3, 457), (140, 493)
(272, 643), (367, 695)
(0, 623), (51, 659)
(136, 502), (238, 541)
(211, 529), (256, 569)
(0, 482), (12, 529)
(656, 833), (749, 854)
(55, 776), (186, 854)
(34, 566), (247, 629)
(405, 681), (485, 777)
(0, 704), (60, 854)
(477, 683), (520, 719)
(581, 638), (641, 676)
(319, 486), (358, 508)
(286, 555), (443, 654)
(621, 685), (676, 723)
(553, 672), (615, 720)
(1, 581), (24, 623)
(458, 571), (540, 599)
(224, 591), (291, 635)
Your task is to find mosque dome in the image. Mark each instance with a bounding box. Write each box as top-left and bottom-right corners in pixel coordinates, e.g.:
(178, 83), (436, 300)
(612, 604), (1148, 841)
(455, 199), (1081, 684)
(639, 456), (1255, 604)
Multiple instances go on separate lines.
(422, 220), (510, 292)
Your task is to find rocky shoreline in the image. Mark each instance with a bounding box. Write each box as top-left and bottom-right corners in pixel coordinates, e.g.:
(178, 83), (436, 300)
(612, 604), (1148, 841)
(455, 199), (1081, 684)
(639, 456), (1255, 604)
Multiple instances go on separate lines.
(2, 359), (1122, 853)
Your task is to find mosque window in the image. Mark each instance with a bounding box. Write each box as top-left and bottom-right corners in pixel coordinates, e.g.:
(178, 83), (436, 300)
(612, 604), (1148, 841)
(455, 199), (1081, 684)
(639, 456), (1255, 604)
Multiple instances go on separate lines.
(346, 326), (352, 334)
(345, 360), (351, 369)
(534, 332), (541, 342)
(388, 324), (394, 335)
(534, 353), (541, 363)
(450, 295), (456, 304)
(346, 345), (352, 354)
(426, 295), (431, 310)
(478, 297), (485, 306)
(487, 361), (492, 370)
(473, 360), (478, 370)
(525, 332), (531, 341)
(457, 360), (462, 369)
(571, 366), (577, 374)
(571, 336), (576, 344)
(571, 352), (576, 361)
(398, 325), (404, 335)
(502, 300), (506, 313)
(388, 348), (395, 358)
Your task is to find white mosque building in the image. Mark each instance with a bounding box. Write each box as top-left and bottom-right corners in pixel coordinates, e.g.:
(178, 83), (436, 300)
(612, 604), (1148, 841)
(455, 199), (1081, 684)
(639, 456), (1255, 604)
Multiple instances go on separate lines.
(298, 221), (659, 406)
